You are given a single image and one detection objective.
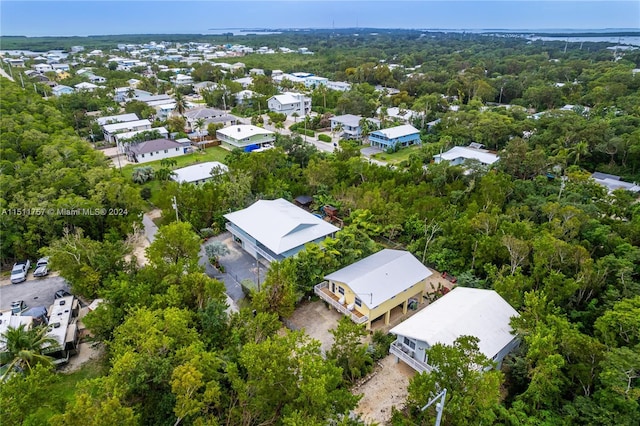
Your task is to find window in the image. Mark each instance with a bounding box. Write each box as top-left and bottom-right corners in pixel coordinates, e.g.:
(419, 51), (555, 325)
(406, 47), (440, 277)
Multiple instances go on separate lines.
(141, 154), (145, 158)
(403, 337), (416, 351)
(149, 152), (153, 156)
(338, 286), (345, 295)
(175, 147), (179, 151)
(355, 297), (362, 307)
(164, 149), (168, 153)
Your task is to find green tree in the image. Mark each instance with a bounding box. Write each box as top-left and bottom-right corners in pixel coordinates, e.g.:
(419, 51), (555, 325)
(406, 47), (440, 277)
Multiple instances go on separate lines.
(327, 316), (373, 384)
(146, 221), (202, 271)
(399, 336), (503, 426)
(252, 259), (298, 319)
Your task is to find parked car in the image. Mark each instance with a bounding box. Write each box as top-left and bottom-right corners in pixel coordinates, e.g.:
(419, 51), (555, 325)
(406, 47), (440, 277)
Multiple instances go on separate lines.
(33, 257), (49, 277)
(10, 260), (30, 284)
(10, 300), (27, 314)
(54, 289), (72, 299)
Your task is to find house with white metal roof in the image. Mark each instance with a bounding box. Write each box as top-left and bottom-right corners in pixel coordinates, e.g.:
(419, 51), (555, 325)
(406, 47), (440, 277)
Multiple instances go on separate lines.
(97, 113), (139, 127)
(369, 124), (421, 150)
(433, 144), (499, 167)
(224, 198), (339, 263)
(330, 114), (380, 140)
(171, 161), (228, 185)
(267, 92), (311, 116)
(216, 125), (275, 149)
(591, 172), (640, 194)
(315, 250), (433, 329)
(102, 119), (152, 143)
(389, 287), (520, 373)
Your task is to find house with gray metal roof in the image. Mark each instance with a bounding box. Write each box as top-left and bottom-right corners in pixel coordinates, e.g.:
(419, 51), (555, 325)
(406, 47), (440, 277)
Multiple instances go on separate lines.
(127, 138), (186, 163)
(171, 161), (228, 185)
(224, 198), (339, 263)
(315, 249), (433, 329)
(389, 287), (520, 373)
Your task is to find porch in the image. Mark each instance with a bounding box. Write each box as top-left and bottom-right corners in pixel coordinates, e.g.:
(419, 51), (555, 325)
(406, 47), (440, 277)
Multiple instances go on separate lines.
(314, 281), (368, 325)
(389, 341), (434, 374)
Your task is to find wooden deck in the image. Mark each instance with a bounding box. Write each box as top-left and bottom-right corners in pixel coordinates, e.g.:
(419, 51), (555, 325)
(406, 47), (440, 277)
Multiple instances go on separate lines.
(319, 287), (366, 319)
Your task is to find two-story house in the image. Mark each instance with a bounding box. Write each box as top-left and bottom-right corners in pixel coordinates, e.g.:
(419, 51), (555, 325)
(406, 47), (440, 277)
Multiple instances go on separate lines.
(369, 124), (421, 150)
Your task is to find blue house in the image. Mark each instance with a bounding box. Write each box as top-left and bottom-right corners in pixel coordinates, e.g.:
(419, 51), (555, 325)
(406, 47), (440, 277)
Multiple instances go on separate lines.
(369, 124), (421, 150)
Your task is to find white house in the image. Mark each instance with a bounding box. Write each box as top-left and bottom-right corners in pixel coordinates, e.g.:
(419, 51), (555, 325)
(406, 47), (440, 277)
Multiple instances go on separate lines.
(74, 82), (99, 92)
(304, 75), (329, 88)
(216, 125), (275, 149)
(88, 75), (107, 83)
(97, 113), (139, 127)
(330, 114), (380, 140)
(235, 89), (257, 105)
(389, 287), (520, 373)
(171, 161), (228, 185)
(591, 172), (640, 194)
(224, 198), (339, 262)
(233, 76), (253, 88)
(327, 81), (352, 92)
(433, 144), (499, 167)
(102, 119), (152, 143)
(127, 138), (186, 163)
(171, 74), (193, 86)
(115, 127), (169, 153)
(267, 92), (311, 116)
(33, 63), (53, 73)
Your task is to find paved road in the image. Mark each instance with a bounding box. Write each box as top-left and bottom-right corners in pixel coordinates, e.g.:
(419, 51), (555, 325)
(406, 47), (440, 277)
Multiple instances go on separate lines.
(0, 275), (70, 311)
(142, 213), (158, 243)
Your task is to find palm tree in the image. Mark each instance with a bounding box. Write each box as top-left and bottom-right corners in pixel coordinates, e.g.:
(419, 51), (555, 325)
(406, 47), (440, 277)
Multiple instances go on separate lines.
(332, 122), (343, 144)
(173, 91), (187, 117)
(155, 167), (176, 182)
(567, 140), (590, 165)
(194, 117), (206, 141)
(0, 324), (59, 379)
(359, 118), (371, 145)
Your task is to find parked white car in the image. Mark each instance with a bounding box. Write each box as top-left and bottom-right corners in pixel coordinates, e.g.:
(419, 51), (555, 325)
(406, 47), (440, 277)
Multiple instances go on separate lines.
(10, 260), (30, 284)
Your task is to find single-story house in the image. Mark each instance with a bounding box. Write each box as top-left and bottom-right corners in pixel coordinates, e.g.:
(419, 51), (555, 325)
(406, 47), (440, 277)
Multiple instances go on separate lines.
(233, 76), (254, 88)
(433, 144), (499, 167)
(591, 172), (640, 194)
(52, 85), (74, 96)
(115, 127), (170, 153)
(102, 119), (152, 143)
(216, 125), (275, 149)
(224, 198), (339, 263)
(184, 107), (228, 129)
(113, 87), (153, 102)
(315, 250), (433, 329)
(171, 161), (228, 185)
(97, 113), (139, 127)
(194, 81), (221, 94)
(74, 82), (99, 92)
(326, 81), (352, 92)
(267, 92), (311, 116)
(127, 138), (186, 163)
(88, 75), (107, 83)
(330, 114), (380, 140)
(33, 63), (53, 73)
(389, 287), (520, 373)
(235, 89), (257, 105)
(369, 124), (421, 150)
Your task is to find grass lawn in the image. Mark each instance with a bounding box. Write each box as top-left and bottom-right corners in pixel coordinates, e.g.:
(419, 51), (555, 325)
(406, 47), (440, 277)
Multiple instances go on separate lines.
(371, 145), (421, 164)
(120, 146), (229, 179)
(28, 358), (108, 422)
(120, 146), (230, 208)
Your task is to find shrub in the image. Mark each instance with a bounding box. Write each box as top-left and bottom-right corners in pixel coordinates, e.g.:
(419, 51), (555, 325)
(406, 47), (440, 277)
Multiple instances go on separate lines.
(140, 187), (152, 200)
(370, 331), (396, 361)
(318, 134), (331, 142)
(200, 228), (215, 238)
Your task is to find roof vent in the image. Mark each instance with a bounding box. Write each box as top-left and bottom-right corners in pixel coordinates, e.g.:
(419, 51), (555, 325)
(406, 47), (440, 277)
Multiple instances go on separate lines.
(59, 300), (66, 306)
(237, 127), (241, 132)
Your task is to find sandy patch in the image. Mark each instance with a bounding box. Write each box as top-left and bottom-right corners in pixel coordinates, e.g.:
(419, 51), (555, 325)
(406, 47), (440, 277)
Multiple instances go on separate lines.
(353, 354), (416, 425)
(287, 300), (342, 354)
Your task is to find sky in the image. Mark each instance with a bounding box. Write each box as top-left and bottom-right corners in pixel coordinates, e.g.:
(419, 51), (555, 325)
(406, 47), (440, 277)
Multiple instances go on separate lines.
(1, 1), (639, 37)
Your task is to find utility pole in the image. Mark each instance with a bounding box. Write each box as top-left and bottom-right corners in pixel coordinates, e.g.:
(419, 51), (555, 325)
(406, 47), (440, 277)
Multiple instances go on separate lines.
(171, 196), (179, 221)
(421, 388), (447, 426)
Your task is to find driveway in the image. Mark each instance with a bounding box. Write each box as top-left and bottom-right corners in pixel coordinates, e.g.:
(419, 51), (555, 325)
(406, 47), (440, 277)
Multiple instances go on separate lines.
(361, 146), (383, 157)
(287, 300), (343, 354)
(200, 232), (266, 303)
(0, 275), (71, 311)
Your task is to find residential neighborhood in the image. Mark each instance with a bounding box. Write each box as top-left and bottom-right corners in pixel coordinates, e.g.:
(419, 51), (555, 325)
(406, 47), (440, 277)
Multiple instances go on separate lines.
(1, 15), (639, 426)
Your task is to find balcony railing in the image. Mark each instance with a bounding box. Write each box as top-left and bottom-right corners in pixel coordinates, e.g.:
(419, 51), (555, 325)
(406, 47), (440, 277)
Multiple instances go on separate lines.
(389, 341), (434, 373)
(314, 282), (369, 325)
